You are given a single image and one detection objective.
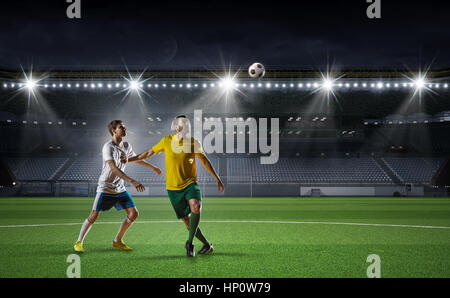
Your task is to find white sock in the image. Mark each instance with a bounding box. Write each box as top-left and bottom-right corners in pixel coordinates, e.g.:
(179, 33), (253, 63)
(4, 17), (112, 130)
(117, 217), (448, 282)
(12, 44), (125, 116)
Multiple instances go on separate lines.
(77, 218), (93, 242)
(114, 217), (133, 243)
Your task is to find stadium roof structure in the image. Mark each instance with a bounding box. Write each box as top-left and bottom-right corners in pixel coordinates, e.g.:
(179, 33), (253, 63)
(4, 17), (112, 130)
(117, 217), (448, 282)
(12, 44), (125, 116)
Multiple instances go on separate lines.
(1, 67), (450, 80)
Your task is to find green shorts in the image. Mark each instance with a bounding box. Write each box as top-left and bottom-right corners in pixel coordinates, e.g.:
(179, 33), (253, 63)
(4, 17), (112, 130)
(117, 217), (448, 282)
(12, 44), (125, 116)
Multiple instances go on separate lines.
(167, 183), (202, 219)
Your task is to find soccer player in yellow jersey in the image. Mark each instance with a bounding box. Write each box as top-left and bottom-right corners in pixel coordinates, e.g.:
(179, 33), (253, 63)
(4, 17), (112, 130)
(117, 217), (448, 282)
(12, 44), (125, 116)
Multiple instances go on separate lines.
(127, 115), (224, 257)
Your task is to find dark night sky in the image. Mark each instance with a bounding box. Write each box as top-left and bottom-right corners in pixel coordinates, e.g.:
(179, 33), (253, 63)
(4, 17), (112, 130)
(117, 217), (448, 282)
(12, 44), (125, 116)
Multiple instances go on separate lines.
(1, 0), (450, 70)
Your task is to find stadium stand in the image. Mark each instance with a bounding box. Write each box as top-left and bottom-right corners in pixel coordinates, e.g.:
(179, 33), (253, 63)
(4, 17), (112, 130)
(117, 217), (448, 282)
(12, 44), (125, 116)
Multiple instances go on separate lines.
(7, 157), (68, 180)
(5, 156), (445, 185)
(7, 156), (447, 184)
(59, 158), (102, 181)
(382, 157), (446, 183)
(227, 157), (393, 183)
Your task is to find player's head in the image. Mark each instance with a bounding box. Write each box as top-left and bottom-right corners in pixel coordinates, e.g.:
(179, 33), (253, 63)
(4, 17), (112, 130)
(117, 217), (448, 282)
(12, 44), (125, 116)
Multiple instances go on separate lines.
(171, 115), (191, 137)
(108, 120), (126, 137)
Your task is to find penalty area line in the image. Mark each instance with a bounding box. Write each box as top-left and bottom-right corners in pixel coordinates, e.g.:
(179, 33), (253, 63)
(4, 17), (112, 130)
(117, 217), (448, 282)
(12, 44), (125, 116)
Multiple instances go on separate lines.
(0, 220), (449, 230)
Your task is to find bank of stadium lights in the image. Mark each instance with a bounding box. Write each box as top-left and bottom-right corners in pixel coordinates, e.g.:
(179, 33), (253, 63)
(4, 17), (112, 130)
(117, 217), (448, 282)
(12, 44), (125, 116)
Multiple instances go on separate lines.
(3, 79), (450, 91)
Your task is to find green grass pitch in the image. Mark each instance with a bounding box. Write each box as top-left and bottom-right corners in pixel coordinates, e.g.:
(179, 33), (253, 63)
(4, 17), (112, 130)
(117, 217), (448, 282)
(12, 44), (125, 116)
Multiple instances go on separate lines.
(0, 196), (449, 278)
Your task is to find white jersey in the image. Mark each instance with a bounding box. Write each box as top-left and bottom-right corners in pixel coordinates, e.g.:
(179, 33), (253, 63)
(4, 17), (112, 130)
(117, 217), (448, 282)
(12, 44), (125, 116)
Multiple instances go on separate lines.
(97, 140), (136, 194)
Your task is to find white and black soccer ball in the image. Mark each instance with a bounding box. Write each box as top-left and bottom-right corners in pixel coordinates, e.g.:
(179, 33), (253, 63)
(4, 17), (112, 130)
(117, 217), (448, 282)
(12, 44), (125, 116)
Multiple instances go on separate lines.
(248, 62), (265, 79)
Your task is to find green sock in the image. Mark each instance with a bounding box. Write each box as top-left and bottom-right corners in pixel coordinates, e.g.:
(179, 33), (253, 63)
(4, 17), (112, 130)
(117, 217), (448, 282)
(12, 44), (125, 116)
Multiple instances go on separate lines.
(186, 226), (208, 245)
(195, 227), (209, 245)
(188, 212), (200, 244)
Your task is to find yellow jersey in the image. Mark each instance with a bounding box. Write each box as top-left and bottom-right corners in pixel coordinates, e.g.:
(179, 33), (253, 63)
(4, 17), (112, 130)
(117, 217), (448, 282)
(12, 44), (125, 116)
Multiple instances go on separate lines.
(152, 134), (205, 190)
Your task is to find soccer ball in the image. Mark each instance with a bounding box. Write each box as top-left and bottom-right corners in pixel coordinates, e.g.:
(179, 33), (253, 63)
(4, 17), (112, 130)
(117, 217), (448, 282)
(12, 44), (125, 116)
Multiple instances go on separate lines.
(248, 62), (265, 79)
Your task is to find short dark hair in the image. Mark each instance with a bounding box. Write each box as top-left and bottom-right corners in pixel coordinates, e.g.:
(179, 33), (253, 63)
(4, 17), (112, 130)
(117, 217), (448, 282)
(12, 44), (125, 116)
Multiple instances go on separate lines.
(176, 115), (186, 119)
(108, 120), (123, 136)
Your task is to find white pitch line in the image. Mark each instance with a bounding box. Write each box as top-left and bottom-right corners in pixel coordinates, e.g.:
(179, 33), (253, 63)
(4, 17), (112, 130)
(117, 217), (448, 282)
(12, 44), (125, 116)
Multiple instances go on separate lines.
(0, 220), (449, 230)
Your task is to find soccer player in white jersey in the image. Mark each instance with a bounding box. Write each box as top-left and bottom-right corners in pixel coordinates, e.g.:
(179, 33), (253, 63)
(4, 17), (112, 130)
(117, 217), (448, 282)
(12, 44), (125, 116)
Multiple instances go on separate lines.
(73, 120), (161, 252)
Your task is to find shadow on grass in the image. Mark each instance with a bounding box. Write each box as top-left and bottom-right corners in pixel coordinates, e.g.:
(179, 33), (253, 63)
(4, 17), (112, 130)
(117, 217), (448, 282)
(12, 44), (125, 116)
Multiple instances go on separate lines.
(136, 252), (254, 260)
(45, 247), (134, 256)
(46, 248), (255, 258)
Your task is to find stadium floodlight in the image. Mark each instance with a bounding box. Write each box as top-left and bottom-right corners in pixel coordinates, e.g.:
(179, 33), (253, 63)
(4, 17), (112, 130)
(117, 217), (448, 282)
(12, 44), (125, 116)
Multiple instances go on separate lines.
(377, 82), (383, 89)
(19, 68), (45, 102)
(25, 79), (37, 91)
(219, 77), (235, 91)
(119, 71), (151, 102)
(129, 80), (139, 90)
(414, 77), (426, 89)
(322, 79), (333, 90)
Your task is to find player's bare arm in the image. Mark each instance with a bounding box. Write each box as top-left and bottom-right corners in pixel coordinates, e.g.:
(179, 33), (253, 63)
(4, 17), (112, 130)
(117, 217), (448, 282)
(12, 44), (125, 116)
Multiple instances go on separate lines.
(121, 149), (161, 175)
(106, 160), (145, 192)
(127, 149), (156, 162)
(136, 160), (162, 175)
(195, 153), (224, 193)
